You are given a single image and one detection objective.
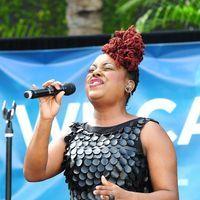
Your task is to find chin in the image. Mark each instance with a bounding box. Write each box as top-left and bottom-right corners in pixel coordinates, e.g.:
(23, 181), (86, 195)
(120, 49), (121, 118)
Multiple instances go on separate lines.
(87, 90), (104, 101)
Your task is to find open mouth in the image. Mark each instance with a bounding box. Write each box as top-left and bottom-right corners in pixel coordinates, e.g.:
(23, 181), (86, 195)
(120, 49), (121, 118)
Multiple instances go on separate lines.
(89, 78), (104, 87)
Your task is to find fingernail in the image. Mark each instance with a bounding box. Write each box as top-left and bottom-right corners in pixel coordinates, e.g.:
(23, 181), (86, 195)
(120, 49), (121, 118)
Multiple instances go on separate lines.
(93, 190), (97, 195)
(32, 84), (37, 88)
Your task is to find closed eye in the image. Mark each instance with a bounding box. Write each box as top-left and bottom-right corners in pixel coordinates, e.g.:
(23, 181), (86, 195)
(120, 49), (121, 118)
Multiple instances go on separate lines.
(103, 63), (115, 70)
(88, 64), (97, 73)
(88, 69), (94, 73)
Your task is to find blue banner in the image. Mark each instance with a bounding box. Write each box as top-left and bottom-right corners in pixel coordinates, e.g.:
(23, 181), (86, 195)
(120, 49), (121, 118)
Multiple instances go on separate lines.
(0, 42), (200, 200)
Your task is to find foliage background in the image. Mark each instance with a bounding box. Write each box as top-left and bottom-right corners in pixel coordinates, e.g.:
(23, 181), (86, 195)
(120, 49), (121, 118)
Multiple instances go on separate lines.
(0, 0), (200, 38)
(0, 0), (67, 38)
(112, 0), (200, 33)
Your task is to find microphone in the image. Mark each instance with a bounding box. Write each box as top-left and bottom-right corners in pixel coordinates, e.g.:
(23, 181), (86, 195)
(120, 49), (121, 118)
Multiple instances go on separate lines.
(24, 83), (76, 99)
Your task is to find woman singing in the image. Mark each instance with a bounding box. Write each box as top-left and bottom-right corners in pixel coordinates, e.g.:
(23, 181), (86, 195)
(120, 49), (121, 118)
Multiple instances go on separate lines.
(24, 26), (179, 200)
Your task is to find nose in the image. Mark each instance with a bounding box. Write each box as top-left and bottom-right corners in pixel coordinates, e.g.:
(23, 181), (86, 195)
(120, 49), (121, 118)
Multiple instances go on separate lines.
(92, 68), (103, 77)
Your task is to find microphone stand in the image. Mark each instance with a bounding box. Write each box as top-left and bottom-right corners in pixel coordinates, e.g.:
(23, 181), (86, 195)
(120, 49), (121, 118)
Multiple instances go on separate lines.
(2, 101), (17, 200)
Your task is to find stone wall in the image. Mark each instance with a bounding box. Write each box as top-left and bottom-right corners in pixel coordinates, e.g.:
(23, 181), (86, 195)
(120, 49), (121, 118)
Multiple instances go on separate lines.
(67, 0), (103, 35)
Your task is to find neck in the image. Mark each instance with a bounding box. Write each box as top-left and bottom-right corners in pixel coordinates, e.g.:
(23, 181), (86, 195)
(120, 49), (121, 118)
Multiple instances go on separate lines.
(90, 101), (133, 126)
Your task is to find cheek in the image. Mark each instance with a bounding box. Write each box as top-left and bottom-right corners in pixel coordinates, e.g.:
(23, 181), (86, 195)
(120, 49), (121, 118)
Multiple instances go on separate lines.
(85, 75), (90, 93)
(106, 72), (126, 86)
(106, 72), (127, 98)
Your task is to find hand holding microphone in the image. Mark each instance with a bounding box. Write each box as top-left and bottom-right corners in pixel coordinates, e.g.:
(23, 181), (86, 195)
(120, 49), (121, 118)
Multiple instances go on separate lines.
(24, 81), (76, 99)
(25, 80), (76, 120)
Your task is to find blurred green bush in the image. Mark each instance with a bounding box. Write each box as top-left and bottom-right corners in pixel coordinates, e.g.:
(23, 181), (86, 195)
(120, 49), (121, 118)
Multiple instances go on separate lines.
(104, 0), (200, 33)
(0, 0), (67, 38)
(0, 0), (199, 38)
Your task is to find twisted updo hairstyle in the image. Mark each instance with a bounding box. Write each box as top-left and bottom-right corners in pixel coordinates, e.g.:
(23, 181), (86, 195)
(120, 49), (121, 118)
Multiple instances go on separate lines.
(102, 26), (144, 95)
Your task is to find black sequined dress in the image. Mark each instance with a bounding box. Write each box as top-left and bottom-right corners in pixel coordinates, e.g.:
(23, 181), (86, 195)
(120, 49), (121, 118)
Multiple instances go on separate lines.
(61, 117), (159, 200)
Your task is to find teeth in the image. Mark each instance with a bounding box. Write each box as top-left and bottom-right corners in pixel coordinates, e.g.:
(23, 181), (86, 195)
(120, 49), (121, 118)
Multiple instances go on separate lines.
(90, 81), (102, 86)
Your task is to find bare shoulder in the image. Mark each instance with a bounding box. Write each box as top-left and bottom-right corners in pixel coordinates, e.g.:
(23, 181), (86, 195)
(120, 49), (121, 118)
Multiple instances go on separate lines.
(140, 120), (174, 155)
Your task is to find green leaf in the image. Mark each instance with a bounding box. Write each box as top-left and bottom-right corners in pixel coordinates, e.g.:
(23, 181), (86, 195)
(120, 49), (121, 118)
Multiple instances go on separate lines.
(136, 9), (153, 32)
(117, 0), (142, 14)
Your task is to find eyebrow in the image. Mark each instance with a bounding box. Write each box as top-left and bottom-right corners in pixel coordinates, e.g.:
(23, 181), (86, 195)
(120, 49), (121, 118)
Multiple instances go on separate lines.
(91, 63), (97, 68)
(103, 62), (114, 66)
(91, 62), (114, 67)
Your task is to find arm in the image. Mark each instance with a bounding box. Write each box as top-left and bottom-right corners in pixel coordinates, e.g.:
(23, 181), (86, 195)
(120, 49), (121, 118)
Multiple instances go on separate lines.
(23, 118), (66, 181)
(23, 80), (66, 182)
(134, 121), (179, 200)
(94, 121), (179, 200)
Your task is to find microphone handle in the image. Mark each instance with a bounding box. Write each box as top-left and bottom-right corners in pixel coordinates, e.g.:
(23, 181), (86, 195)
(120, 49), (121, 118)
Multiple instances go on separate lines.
(25, 87), (62, 99)
(24, 83), (76, 99)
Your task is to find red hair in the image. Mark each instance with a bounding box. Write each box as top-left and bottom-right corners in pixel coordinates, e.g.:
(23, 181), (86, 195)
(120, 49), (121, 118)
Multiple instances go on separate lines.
(102, 26), (144, 72)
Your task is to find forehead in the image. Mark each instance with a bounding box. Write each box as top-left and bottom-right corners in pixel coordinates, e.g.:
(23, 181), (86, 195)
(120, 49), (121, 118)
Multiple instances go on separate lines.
(91, 54), (129, 78)
(93, 54), (116, 65)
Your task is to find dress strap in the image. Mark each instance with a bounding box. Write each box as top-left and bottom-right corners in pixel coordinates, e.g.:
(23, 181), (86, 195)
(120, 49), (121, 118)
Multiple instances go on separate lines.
(145, 117), (159, 124)
(136, 117), (159, 128)
(134, 117), (159, 155)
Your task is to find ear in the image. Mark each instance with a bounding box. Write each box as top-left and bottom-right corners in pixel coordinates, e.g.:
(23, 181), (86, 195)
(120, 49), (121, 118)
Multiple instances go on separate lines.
(126, 80), (135, 92)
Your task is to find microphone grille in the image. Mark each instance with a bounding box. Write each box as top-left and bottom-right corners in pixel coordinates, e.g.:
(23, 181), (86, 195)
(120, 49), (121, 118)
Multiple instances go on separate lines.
(63, 83), (76, 95)
(24, 91), (33, 99)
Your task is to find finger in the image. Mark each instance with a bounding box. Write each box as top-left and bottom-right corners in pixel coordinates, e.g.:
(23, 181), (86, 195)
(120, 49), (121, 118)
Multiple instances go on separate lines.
(32, 84), (38, 90)
(38, 96), (53, 104)
(93, 189), (111, 196)
(104, 196), (109, 200)
(103, 196), (109, 200)
(100, 195), (109, 200)
(51, 81), (63, 90)
(101, 176), (114, 186)
(100, 195), (105, 200)
(95, 185), (112, 191)
(42, 79), (55, 88)
(55, 91), (65, 105)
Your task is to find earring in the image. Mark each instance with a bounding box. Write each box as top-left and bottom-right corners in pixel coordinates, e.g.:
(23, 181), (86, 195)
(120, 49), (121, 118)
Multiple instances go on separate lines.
(125, 85), (132, 94)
